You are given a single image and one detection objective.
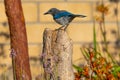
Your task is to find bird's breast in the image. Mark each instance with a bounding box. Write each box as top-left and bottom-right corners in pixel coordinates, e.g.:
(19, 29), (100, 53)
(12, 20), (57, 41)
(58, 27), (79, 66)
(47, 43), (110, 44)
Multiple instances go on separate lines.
(54, 16), (71, 26)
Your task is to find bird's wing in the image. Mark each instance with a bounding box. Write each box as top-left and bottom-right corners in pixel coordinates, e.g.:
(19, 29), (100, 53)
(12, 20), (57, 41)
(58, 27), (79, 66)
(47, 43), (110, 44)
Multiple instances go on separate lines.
(54, 11), (73, 19)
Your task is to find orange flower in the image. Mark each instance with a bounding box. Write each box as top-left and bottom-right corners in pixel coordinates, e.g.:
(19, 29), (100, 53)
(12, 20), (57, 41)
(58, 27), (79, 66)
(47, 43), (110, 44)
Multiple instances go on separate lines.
(92, 61), (97, 68)
(117, 72), (120, 78)
(99, 57), (106, 65)
(94, 16), (103, 23)
(74, 72), (81, 80)
(96, 69), (102, 74)
(96, 4), (109, 14)
(83, 66), (89, 77)
(106, 74), (115, 80)
(90, 51), (94, 61)
(106, 63), (112, 71)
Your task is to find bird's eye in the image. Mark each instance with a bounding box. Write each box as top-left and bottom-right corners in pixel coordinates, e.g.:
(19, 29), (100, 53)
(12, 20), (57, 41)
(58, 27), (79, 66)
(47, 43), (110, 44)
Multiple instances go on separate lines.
(49, 10), (52, 12)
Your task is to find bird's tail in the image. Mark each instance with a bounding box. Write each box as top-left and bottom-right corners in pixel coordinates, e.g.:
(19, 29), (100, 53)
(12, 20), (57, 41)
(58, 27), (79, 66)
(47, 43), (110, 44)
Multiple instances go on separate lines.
(74, 14), (86, 18)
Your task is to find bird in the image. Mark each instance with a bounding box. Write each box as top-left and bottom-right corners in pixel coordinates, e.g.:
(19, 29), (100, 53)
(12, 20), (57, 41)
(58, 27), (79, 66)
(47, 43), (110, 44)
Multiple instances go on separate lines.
(44, 8), (86, 30)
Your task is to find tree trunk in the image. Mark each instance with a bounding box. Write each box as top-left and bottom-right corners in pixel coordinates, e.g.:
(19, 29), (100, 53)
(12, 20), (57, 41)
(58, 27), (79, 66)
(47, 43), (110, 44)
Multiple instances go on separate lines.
(42, 29), (74, 80)
(4, 0), (32, 80)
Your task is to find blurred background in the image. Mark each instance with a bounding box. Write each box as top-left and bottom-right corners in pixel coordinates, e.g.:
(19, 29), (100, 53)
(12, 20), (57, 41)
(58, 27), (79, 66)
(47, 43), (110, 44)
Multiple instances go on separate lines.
(0, 0), (120, 79)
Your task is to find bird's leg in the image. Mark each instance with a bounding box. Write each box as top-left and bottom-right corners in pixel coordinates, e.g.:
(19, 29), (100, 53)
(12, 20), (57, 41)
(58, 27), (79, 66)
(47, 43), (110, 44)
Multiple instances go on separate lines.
(55, 25), (64, 30)
(58, 25), (65, 30)
(64, 24), (69, 31)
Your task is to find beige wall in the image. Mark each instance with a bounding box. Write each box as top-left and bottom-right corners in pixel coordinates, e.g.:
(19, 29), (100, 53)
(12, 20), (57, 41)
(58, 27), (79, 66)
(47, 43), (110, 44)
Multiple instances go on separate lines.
(0, 0), (120, 79)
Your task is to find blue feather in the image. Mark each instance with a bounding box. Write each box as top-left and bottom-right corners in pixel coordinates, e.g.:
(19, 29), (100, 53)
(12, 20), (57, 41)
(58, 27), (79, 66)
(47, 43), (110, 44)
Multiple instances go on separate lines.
(54, 11), (73, 19)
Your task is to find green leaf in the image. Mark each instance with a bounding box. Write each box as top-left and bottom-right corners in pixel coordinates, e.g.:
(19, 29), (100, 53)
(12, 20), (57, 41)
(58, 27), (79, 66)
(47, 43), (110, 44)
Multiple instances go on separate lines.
(93, 20), (97, 52)
(112, 66), (120, 77)
(73, 64), (83, 72)
(80, 48), (89, 60)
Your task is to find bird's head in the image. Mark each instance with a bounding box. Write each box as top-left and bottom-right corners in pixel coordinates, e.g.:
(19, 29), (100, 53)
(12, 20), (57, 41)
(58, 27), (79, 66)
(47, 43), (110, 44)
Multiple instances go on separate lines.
(44, 8), (60, 15)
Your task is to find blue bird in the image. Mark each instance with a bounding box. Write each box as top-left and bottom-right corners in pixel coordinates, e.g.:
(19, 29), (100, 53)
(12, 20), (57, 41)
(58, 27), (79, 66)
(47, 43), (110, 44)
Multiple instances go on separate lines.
(44, 8), (86, 30)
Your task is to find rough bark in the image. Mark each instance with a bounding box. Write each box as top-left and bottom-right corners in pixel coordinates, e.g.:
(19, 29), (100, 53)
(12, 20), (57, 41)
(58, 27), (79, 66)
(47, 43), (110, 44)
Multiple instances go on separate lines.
(42, 29), (74, 80)
(4, 0), (32, 80)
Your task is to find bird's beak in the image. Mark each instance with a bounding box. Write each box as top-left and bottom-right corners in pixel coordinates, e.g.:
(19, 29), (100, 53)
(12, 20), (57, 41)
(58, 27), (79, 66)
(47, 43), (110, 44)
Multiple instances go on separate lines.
(79, 15), (86, 18)
(44, 12), (49, 15)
